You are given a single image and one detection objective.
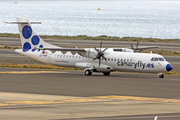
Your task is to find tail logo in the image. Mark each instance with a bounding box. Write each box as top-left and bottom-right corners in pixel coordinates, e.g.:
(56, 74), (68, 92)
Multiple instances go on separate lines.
(31, 35), (40, 45)
(22, 25), (32, 39)
(22, 25), (42, 52)
(23, 42), (31, 52)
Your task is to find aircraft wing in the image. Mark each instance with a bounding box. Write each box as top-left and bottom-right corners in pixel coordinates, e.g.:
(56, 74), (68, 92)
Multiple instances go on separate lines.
(128, 46), (159, 50)
(40, 48), (86, 52)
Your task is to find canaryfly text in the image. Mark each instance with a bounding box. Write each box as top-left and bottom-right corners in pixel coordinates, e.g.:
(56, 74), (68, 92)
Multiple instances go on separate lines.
(117, 61), (154, 69)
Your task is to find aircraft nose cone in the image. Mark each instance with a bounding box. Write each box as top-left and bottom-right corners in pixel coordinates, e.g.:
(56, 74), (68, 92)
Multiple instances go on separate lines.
(166, 64), (173, 71)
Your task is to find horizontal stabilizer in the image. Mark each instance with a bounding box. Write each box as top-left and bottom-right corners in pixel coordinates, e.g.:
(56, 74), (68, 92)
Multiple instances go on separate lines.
(4, 22), (41, 24)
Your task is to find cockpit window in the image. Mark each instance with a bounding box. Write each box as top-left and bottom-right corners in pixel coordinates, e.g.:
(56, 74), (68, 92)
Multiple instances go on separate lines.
(154, 58), (158, 61)
(152, 57), (165, 61)
(159, 58), (165, 61)
(151, 57), (154, 61)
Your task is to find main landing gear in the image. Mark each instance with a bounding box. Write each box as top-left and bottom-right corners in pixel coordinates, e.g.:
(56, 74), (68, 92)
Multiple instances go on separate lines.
(84, 69), (111, 76)
(103, 72), (110, 76)
(84, 69), (92, 76)
(158, 73), (165, 78)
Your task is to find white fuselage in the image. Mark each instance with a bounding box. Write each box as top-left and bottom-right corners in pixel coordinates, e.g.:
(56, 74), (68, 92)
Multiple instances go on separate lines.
(15, 48), (169, 73)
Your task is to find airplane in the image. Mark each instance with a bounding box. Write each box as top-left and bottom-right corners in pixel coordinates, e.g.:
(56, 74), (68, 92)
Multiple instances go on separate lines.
(5, 17), (173, 78)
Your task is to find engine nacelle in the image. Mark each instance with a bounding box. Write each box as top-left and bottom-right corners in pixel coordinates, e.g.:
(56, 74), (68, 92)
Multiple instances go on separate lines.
(122, 48), (134, 52)
(78, 49), (98, 59)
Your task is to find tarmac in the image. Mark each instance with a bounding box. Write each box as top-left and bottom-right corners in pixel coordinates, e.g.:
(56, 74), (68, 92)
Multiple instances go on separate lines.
(0, 68), (180, 120)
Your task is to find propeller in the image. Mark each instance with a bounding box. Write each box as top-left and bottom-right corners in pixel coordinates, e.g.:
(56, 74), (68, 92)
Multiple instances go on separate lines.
(131, 40), (140, 52)
(93, 40), (108, 67)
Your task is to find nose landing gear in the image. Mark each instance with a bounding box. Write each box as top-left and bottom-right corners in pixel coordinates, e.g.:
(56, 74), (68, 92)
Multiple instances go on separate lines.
(158, 73), (165, 78)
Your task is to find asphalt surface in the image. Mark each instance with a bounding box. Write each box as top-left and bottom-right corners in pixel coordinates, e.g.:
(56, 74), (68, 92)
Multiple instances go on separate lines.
(0, 68), (180, 98)
(63, 113), (180, 120)
(0, 68), (180, 120)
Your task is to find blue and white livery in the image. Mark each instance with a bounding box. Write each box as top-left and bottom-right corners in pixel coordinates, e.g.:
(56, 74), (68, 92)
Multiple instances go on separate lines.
(5, 17), (173, 78)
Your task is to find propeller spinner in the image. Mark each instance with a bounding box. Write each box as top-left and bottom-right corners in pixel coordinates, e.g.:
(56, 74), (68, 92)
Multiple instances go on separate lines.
(93, 40), (108, 67)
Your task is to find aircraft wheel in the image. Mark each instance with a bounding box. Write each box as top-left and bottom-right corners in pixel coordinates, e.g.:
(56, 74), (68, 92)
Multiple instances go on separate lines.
(159, 74), (164, 78)
(84, 70), (92, 76)
(103, 72), (110, 76)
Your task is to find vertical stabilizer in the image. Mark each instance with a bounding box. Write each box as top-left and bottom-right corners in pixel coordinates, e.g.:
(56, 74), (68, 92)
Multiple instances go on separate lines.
(15, 17), (59, 52)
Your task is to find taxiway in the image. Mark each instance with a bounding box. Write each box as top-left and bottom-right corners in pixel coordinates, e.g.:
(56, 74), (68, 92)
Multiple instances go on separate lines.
(0, 68), (180, 120)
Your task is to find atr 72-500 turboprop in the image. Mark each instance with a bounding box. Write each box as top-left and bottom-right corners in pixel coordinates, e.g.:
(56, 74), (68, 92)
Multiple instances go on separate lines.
(5, 17), (173, 78)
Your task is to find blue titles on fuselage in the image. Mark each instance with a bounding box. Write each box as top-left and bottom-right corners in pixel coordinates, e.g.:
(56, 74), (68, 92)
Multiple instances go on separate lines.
(117, 61), (154, 69)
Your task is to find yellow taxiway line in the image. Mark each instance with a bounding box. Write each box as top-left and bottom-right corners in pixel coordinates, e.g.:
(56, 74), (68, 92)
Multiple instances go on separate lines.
(92, 95), (180, 103)
(1, 95), (180, 106)
(4, 101), (64, 105)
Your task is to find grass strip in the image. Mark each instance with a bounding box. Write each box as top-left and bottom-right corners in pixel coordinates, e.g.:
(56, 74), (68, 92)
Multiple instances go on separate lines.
(0, 63), (80, 70)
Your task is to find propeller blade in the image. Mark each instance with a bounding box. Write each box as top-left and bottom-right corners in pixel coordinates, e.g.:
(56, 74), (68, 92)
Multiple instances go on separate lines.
(102, 56), (107, 62)
(100, 40), (103, 51)
(99, 56), (101, 67)
(136, 40), (140, 48)
(131, 43), (134, 50)
(102, 47), (108, 53)
(92, 58), (97, 61)
(94, 46), (99, 52)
